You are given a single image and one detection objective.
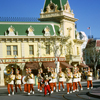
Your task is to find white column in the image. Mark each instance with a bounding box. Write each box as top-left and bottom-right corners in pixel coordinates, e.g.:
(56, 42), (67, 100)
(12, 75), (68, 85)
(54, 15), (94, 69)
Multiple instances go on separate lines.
(0, 43), (3, 58)
(0, 64), (6, 86)
(38, 43), (41, 57)
(56, 61), (60, 73)
(21, 43), (25, 57)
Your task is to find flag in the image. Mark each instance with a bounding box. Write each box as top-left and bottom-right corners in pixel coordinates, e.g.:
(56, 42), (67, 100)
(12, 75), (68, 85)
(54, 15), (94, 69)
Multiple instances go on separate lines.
(87, 27), (90, 29)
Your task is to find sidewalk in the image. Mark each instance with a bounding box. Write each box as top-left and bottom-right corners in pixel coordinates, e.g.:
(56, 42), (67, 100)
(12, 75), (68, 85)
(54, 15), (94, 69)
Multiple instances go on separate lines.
(0, 79), (100, 90)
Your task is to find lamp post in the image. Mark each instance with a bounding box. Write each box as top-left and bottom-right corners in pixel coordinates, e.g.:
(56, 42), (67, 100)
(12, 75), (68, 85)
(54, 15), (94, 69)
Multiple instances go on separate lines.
(39, 62), (42, 67)
(14, 55), (17, 75)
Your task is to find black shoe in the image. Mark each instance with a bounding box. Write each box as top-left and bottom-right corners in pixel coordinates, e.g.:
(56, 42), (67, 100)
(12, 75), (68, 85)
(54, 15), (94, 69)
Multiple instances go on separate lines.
(44, 95), (45, 97)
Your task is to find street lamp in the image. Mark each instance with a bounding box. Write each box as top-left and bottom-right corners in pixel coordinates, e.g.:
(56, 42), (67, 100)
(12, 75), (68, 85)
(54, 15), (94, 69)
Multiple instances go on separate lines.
(39, 62), (42, 67)
(14, 55), (17, 75)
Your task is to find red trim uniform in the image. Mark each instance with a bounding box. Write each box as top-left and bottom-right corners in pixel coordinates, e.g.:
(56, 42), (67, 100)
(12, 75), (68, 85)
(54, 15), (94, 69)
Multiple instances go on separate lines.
(44, 76), (51, 96)
(7, 69), (15, 96)
(87, 68), (93, 89)
(58, 67), (65, 91)
(15, 69), (22, 92)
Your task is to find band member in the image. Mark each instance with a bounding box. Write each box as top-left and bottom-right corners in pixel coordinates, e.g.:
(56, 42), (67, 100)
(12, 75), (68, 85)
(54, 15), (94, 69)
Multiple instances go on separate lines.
(27, 68), (35, 95)
(44, 74), (51, 96)
(15, 69), (22, 93)
(73, 67), (78, 92)
(65, 68), (73, 94)
(51, 68), (58, 92)
(7, 68), (15, 96)
(58, 67), (65, 91)
(77, 68), (83, 91)
(38, 68), (43, 92)
(47, 67), (53, 94)
(87, 67), (93, 89)
(23, 68), (28, 93)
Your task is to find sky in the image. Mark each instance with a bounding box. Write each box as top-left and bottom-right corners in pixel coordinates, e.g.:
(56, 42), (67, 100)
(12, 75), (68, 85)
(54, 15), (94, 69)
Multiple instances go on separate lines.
(0, 0), (100, 39)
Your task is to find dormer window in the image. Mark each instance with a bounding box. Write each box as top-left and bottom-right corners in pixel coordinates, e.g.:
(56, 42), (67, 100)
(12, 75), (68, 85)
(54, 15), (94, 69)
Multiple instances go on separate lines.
(44, 26), (50, 36)
(8, 26), (16, 36)
(28, 26), (35, 36)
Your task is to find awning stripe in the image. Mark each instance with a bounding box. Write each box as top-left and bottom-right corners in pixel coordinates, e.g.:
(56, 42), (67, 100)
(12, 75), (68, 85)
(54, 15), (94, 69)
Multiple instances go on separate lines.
(25, 62), (40, 70)
(60, 62), (73, 68)
(42, 62), (56, 69)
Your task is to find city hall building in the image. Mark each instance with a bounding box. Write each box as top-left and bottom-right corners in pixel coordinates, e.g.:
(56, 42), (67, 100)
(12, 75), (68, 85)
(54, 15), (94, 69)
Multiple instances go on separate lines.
(0, 0), (87, 86)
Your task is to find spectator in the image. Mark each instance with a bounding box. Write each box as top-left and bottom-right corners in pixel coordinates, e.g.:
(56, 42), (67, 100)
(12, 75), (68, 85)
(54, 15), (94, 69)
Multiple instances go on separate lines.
(97, 69), (99, 80)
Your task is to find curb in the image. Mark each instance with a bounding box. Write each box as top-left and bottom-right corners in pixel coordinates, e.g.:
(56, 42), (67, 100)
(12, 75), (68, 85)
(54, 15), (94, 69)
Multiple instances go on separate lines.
(87, 92), (100, 99)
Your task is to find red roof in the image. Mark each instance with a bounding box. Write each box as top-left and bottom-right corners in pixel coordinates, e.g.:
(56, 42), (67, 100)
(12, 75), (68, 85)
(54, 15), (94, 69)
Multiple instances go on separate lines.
(96, 40), (100, 47)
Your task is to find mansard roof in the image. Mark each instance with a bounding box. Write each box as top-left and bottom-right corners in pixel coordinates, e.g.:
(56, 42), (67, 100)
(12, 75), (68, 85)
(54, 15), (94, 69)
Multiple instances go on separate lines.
(0, 22), (60, 36)
(43, 0), (68, 12)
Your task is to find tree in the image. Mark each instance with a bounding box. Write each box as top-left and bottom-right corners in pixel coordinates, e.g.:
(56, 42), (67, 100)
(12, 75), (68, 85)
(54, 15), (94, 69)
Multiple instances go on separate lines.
(41, 35), (70, 73)
(85, 47), (100, 78)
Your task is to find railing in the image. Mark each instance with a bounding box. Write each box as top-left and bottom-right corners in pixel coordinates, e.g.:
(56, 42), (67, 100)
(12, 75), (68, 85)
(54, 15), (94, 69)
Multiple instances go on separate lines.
(0, 57), (66, 64)
(66, 55), (81, 61)
(0, 17), (39, 22)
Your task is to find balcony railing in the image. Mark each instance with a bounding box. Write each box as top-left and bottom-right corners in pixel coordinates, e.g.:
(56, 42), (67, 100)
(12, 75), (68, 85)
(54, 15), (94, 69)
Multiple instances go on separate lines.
(66, 55), (81, 62)
(0, 57), (66, 64)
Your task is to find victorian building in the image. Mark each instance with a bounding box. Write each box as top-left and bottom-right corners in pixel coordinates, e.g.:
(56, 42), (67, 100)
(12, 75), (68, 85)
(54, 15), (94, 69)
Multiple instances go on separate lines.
(0, 0), (85, 86)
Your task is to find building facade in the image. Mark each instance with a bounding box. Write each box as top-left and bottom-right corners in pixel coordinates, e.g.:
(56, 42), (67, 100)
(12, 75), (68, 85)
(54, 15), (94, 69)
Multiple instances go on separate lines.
(0, 0), (84, 86)
(84, 39), (100, 67)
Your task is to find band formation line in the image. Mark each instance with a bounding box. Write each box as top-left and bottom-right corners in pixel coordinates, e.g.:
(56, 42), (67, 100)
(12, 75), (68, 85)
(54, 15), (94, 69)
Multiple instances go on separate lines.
(5, 66), (93, 96)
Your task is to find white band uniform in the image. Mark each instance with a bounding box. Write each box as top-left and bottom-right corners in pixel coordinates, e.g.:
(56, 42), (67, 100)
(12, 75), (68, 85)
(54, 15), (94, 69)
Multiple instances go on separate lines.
(87, 72), (92, 81)
(73, 73), (78, 82)
(27, 74), (35, 84)
(78, 72), (81, 82)
(15, 75), (21, 84)
(58, 72), (65, 82)
(8, 75), (15, 85)
(51, 73), (57, 83)
(66, 73), (73, 83)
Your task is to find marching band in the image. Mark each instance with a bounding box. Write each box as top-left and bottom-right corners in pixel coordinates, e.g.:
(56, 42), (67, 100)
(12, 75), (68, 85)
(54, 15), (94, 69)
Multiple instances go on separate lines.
(15, 69), (22, 93)
(7, 68), (15, 96)
(5, 66), (93, 96)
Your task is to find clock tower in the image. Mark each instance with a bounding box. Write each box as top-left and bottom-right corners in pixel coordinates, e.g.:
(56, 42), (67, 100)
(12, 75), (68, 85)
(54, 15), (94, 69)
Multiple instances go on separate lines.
(39, 0), (78, 38)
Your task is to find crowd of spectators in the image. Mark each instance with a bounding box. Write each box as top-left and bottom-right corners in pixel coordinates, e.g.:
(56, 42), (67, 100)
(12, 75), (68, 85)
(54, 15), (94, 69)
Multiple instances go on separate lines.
(81, 68), (100, 81)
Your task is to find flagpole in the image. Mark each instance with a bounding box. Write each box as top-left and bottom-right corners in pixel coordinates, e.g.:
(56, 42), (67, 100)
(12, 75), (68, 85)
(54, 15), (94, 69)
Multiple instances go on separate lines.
(90, 27), (91, 37)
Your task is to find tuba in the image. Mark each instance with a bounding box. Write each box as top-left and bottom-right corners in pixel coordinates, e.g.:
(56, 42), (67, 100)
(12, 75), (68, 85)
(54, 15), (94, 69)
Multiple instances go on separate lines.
(4, 67), (13, 83)
(4, 66), (12, 76)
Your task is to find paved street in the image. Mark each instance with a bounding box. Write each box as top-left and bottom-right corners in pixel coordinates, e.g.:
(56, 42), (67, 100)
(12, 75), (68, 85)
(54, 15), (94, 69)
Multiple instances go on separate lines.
(0, 80), (100, 100)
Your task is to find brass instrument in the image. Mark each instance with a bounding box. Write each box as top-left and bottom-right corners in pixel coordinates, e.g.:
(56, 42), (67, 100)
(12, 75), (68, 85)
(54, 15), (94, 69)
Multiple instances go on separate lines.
(5, 75), (13, 83)
(24, 74), (33, 82)
(73, 74), (77, 78)
(52, 73), (55, 79)
(59, 73), (62, 78)
(66, 73), (71, 81)
(4, 67), (13, 83)
(87, 72), (92, 77)
(24, 75), (28, 82)
(4, 66), (12, 76)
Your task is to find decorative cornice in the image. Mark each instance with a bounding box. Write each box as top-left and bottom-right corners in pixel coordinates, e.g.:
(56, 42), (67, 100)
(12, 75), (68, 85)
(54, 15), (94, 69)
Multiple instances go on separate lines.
(73, 39), (85, 44)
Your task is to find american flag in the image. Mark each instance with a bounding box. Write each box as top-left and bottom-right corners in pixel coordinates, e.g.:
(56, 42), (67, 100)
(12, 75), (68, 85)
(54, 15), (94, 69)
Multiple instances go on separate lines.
(87, 27), (90, 29)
